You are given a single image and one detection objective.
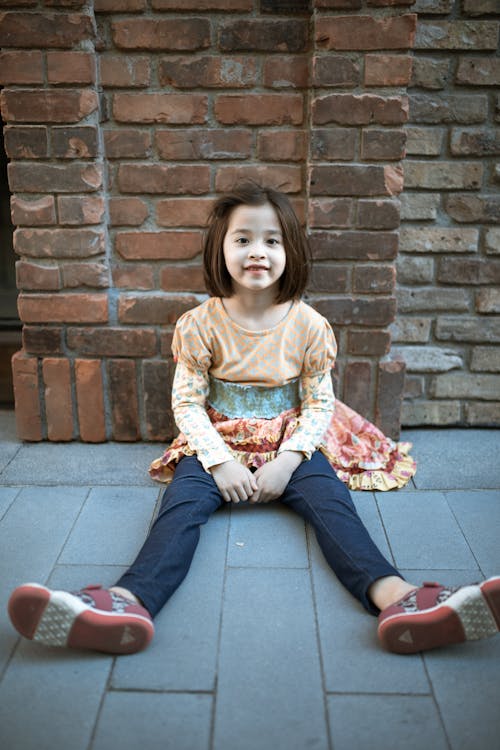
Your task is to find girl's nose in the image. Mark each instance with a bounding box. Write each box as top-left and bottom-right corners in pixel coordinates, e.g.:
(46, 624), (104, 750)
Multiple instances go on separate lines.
(248, 245), (266, 259)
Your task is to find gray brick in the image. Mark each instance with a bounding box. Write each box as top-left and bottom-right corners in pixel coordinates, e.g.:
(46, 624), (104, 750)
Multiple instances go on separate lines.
(436, 316), (500, 343)
(400, 193), (440, 220)
(392, 345), (463, 373)
(390, 318), (432, 343)
(415, 22), (499, 50)
(445, 490), (500, 573)
(401, 400), (462, 427)
(431, 373), (500, 400)
(471, 346), (500, 372)
(404, 160), (483, 188)
(398, 288), (469, 313)
(410, 94), (488, 125)
(464, 401), (500, 426)
(410, 58), (450, 90)
(400, 227), (479, 254)
(396, 256), (434, 285)
(485, 228), (500, 255)
(405, 126), (444, 155)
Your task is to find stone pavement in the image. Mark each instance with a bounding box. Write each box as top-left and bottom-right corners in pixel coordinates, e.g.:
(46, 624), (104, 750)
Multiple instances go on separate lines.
(0, 408), (499, 750)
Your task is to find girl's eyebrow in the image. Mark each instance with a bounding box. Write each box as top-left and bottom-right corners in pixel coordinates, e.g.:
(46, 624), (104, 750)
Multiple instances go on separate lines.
(230, 227), (282, 235)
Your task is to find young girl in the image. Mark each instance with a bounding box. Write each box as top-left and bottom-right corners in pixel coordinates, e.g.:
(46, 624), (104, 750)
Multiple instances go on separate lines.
(8, 184), (500, 657)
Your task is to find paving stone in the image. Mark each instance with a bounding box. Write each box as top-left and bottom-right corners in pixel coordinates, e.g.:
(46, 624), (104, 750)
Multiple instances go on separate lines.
(351, 492), (394, 562)
(376, 491), (479, 570)
(92, 692), (212, 750)
(47, 564), (129, 591)
(309, 534), (431, 694)
(0, 487), (19, 520)
(327, 695), (448, 750)
(59, 486), (159, 565)
(228, 502), (308, 568)
(111, 507), (229, 691)
(0, 409), (18, 441)
(213, 567), (328, 750)
(445, 490), (500, 573)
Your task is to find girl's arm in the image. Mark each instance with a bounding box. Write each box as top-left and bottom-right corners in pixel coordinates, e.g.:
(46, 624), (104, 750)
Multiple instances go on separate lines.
(277, 370), (335, 459)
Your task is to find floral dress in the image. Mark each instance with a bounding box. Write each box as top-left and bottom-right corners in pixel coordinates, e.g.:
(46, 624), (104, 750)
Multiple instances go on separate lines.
(149, 297), (416, 491)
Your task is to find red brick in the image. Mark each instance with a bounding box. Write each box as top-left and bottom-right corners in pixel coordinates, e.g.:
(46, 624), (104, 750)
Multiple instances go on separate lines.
(61, 262), (109, 288)
(143, 359), (175, 441)
(0, 51), (43, 84)
(23, 327), (63, 356)
(308, 264), (349, 293)
(313, 296), (396, 326)
(108, 359), (140, 441)
(112, 265), (154, 289)
(450, 128), (500, 156)
(0, 89), (98, 123)
(159, 56), (257, 88)
(257, 130), (307, 162)
(100, 55), (150, 88)
(68, 327), (156, 357)
(47, 52), (95, 85)
(95, 0), (146, 10)
(0, 12), (93, 48)
(14, 228), (105, 258)
(9, 163), (102, 193)
(156, 198), (212, 227)
(375, 359), (406, 438)
(116, 231), (202, 260)
(310, 129), (356, 161)
(437, 258), (500, 285)
(263, 56), (309, 88)
(357, 200), (400, 230)
(4, 126), (48, 159)
(347, 330), (391, 357)
(215, 94), (303, 125)
(112, 18), (210, 51)
(310, 231), (398, 261)
(367, 0), (415, 6)
(353, 265), (396, 294)
(160, 265), (206, 292)
(58, 196), (105, 225)
(152, 0), (252, 8)
(117, 164), (210, 194)
(104, 129), (151, 159)
(316, 15), (417, 51)
(11, 196), (56, 226)
(343, 361), (372, 418)
(75, 359), (106, 443)
(314, 0), (362, 6)
(44, 1), (87, 8)
(160, 330), (175, 358)
(308, 199), (352, 229)
(310, 165), (401, 197)
(216, 165), (302, 193)
(11, 350), (42, 441)
(313, 94), (408, 126)
(361, 129), (407, 160)
(16, 260), (60, 291)
(312, 56), (359, 87)
(156, 129), (252, 160)
(109, 198), (149, 227)
(51, 127), (98, 158)
(364, 54), (413, 86)
(42, 357), (73, 441)
(113, 93), (207, 124)
(118, 294), (198, 324)
(18, 293), (108, 323)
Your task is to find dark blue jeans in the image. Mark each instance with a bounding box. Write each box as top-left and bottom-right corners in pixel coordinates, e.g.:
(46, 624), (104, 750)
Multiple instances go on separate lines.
(116, 451), (400, 618)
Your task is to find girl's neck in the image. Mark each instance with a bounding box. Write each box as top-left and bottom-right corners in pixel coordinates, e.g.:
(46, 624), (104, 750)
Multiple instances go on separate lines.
(222, 292), (293, 331)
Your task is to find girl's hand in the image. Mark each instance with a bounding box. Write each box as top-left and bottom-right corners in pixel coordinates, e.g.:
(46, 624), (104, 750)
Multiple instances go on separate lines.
(210, 460), (258, 503)
(249, 451), (303, 504)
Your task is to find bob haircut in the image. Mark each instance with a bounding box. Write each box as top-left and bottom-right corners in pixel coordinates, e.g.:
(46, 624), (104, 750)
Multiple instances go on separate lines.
(203, 183), (311, 304)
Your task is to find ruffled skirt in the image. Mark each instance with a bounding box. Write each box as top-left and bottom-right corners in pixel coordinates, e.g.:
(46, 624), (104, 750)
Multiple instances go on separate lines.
(149, 399), (416, 491)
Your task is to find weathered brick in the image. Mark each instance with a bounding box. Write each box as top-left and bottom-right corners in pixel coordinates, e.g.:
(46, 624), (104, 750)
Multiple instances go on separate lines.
(444, 195), (500, 224)
(16, 260), (60, 291)
(403, 376), (424, 399)
(0, 89), (98, 123)
(17, 293), (108, 323)
(396, 256), (433, 285)
(117, 164), (210, 194)
(75, 359), (106, 443)
(159, 56), (257, 88)
(156, 129), (252, 160)
(313, 296), (396, 326)
(215, 165), (302, 194)
(160, 265), (206, 292)
(316, 15), (416, 51)
(471, 346), (500, 372)
(343, 361), (372, 418)
(160, 330), (175, 358)
(314, 0), (362, 7)
(109, 198), (149, 226)
(310, 231), (398, 261)
(42, 357), (73, 441)
(416, 21), (498, 50)
(392, 345), (463, 373)
(310, 165), (403, 197)
(95, 0), (146, 9)
(11, 350), (42, 441)
(0, 12), (93, 48)
(313, 56), (359, 87)
(14, 228), (105, 258)
(431, 373), (500, 400)
(410, 57), (449, 90)
(410, 94), (488, 124)
(400, 193), (440, 221)
(405, 126), (444, 156)
(401, 400), (461, 427)
(47, 52), (95, 85)
(353, 265), (395, 294)
(412, 0), (453, 12)
(347, 330), (391, 357)
(436, 316), (500, 343)
(4, 126), (48, 159)
(60, 262), (109, 289)
(156, 198), (213, 227)
(100, 55), (150, 88)
(152, 0), (252, 8)
(263, 56), (309, 89)
(364, 54), (413, 86)
(51, 127), (98, 158)
(398, 288), (469, 312)
(116, 232), (202, 260)
(456, 57), (500, 87)
(462, 0), (500, 14)
(308, 264), (349, 293)
(403, 161), (483, 189)
(361, 129), (406, 160)
(112, 265), (154, 289)
(143, 359), (175, 441)
(476, 289), (500, 314)
(104, 129), (150, 159)
(485, 228), (500, 255)
(9, 163), (102, 193)
(389, 317), (432, 343)
(112, 18), (210, 51)
(0, 51), (43, 84)
(23, 326), (63, 356)
(113, 93), (208, 124)
(310, 129), (356, 161)
(257, 131), (307, 162)
(375, 358), (406, 438)
(450, 128), (500, 156)
(118, 293), (198, 324)
(58, 196), (105, 226)
(313, 94), (408, 126)
(11, 196), (56, 226)
(219, 19), (308, 53)
(108, 359), (140, 441)
(67, 327), (156, 357)
(308, 199), (352, 229)
(356, 200), (400, 230)
(464, 402), (500, 427)
(215, 94), (303, 125)
(400, 227), (479, 254)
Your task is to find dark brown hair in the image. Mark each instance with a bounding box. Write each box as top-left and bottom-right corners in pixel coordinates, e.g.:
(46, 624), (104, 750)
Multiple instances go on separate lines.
(203, 183), (311, 304)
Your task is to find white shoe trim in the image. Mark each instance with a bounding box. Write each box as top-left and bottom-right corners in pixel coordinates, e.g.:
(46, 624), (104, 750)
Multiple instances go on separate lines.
(447, 586), (499, 641)
(33, 591), (88, 647)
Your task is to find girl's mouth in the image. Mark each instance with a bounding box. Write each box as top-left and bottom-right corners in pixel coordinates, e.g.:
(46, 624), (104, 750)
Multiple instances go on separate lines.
(245, 265), (269, 273)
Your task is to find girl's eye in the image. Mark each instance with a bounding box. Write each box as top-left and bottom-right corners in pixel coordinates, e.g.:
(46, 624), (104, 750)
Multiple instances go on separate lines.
(235, 237), (248, 245)
(267, 238), (279, 245)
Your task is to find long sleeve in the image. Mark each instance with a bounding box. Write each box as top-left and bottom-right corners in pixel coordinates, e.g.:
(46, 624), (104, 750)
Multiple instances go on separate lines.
(278, 370), (335, 459)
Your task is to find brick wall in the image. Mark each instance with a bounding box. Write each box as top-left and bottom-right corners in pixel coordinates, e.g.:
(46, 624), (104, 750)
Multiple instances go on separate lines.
(2, 0), (416, 442)
(396, 0), (500, 426)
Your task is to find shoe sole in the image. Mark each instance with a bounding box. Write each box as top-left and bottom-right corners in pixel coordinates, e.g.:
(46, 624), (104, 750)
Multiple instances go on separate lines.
(378, 577), (500, 655)
(8, 584), (154, 655)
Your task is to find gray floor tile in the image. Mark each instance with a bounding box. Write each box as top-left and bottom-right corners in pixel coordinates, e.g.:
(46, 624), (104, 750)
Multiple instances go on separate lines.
(327, 695), (448, 750)
(445, 490), (500, 573)
(352, 492), (394, 563)
(59, 486), (159, 565)
(376, 491), (479, 570)
(111, 507), (229, 691)
(47, 564), (129, 591)
(0, 409), (17, 442)
(213, 567), (328, 750)
(92, 692), (212, 750)
(228, 502), (308, 568)
(402, 429), (500, 489)
(0, 486), (19, 520)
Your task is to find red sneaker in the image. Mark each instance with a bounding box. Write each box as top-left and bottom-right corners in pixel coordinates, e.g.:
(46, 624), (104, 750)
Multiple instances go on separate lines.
(8, 583), (154, 655)
(378, 577), (500, 654)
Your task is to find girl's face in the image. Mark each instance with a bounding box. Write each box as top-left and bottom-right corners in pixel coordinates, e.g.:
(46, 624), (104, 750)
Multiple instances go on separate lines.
(222, 203), (286, 299)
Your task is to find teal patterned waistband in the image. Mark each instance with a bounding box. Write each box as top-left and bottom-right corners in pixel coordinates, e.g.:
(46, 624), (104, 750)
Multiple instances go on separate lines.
(207, 376), (300, 419)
